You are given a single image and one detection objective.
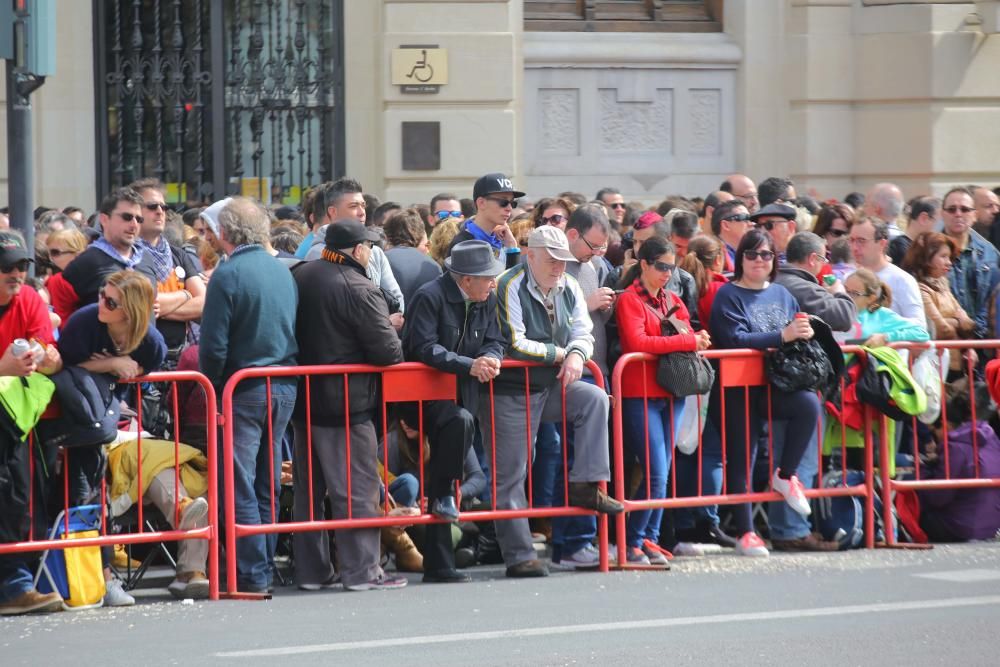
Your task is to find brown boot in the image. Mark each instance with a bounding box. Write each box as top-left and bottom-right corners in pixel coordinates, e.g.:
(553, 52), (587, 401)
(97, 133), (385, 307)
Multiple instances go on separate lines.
(568, 482), (624, 515)
(381, 526), (424, 572)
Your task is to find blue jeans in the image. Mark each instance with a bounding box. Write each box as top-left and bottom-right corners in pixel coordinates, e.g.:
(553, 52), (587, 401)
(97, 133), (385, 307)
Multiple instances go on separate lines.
(0, 558), (34, 603)
(767, 418), (820, 540)
(226, 381), (296, 590)
(674, 419), (723, 532)
(389, 473), (419, 508)
(532, 422), (561, 507)
(623, 398), (684, 547)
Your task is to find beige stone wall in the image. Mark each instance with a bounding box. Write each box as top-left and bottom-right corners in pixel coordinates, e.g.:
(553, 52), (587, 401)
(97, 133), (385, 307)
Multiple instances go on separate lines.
(346, 0), (522, 207)
(0, 1), (96, 210)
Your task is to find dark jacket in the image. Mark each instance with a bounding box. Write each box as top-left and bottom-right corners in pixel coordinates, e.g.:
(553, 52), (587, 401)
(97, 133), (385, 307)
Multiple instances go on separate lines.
(775, 265), (856, 332)
(402, 272), (507, 416)
(292, 251), (403, 426)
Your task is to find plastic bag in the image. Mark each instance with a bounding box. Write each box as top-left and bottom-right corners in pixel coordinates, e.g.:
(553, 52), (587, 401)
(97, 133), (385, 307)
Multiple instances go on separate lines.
(911, 344), (947, 425)
(676, 392), (709, 455)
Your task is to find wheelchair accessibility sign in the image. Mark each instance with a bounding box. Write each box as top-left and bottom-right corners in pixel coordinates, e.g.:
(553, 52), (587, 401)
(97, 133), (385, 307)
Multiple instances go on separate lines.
(391, 45), (448, 93)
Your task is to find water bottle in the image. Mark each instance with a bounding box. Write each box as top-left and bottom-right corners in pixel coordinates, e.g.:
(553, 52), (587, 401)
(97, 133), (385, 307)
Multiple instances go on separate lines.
(28, 340), (45, 364)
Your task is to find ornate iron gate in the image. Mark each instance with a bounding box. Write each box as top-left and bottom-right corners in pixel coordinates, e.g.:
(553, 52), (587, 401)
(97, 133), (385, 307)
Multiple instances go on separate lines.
(94, 0), (344, 206)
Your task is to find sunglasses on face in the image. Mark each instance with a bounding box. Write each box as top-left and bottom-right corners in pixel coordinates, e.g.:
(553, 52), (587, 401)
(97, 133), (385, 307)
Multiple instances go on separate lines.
(759, 219), (792, 231)
(651, 260), (676, 273)
(723, 213), (752, 223)
(1, 259), (31, 273)
(99, 288), (120, 311)
(744, 250), (775, 261)
(144, 202), (167, 212)
(116, 211), (144, 224)
(435, 210), (463, 220)
(943, 205), (974, 214)
(828, 228), (849, 238)
(542, 214), (566, 225)
(486, 196), (518, 209)
(48, 248), (77, 258)
(608, 203), (627, 210)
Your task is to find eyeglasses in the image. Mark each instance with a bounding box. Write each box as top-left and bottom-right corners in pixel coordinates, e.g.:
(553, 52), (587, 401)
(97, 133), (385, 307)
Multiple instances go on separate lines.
(542, 214), (566, 226)
(435, 210), (463, 220)
(846, 289), (868, 298)
(580, 235), (608, 253)
(759, 219), (792, 231)
(0, 259), (31, 273)
(99, 288), (120, 311)
(608, 203), (627, 210)
(943, 205), (975, 215)
(486, 196), (518, 209)
(652, 261), (676, 273)
(828, 228), (849, 238)
(734, 192), (758, 202)
(744, 250), (775, 261)
(48, 248), (77, 258)
(848, 236), (874, 246)
(144, 202), (166, 212)
(116, 211), (144, 224)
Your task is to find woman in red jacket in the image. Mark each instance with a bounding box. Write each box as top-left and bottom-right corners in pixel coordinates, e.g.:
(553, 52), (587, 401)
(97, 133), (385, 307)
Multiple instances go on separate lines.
(616, 236), (711, 565)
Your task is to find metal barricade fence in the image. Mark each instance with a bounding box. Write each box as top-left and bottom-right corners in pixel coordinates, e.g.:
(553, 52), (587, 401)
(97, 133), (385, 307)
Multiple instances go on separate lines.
(220, 359), (611, 596)
(877, 340), (1000, 547)
(0, 371), (220, 601)
(610, 349), (876, 568)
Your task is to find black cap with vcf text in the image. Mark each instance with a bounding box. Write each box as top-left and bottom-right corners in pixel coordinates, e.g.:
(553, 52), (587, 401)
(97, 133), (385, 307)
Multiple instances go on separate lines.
(473, 173), (525, 201)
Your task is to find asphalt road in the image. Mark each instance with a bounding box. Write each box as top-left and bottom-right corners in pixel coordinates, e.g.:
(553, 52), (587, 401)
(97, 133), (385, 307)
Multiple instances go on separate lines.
(3, 542), (1000, 666)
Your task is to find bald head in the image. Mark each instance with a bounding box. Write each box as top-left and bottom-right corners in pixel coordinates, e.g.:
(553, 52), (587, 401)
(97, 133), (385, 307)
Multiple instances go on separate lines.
(720, 174), (758, 213)
(865, 183), (904, 224)
(972, 186), (1000, 226)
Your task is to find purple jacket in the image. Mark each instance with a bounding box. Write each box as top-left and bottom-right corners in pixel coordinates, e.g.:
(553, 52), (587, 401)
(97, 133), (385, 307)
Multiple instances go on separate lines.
(920, 421), (1000, 540)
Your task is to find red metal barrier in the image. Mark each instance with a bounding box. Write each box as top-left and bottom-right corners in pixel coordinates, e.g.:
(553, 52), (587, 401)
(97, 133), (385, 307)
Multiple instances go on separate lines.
(877, 340), (1000, 547)
(611, 348), (873, 567)
(0, 371), (219, 601)
(220, 359), (611, 596)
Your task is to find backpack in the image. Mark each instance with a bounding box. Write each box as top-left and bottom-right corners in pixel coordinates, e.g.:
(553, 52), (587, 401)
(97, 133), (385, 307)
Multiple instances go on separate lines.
(35, 367), (120, 449)
(815, 469), (897, 549)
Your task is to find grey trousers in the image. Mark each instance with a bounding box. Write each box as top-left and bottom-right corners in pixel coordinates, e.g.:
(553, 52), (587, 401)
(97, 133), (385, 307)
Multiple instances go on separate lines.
(479, 380), (611, 566)
(146, 470), (207, 575)
(291, 421), (384, 588)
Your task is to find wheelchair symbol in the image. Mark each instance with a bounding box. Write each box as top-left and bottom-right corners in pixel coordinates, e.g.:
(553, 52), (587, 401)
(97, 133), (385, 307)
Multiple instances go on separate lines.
(406, 50), (435, 83)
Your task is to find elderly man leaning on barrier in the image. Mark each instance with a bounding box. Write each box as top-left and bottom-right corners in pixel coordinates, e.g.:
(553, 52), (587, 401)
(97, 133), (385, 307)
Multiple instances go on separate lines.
(402, 240), (508, 583)
(291, 220), (407, 592)
(487, 226), (624, 579)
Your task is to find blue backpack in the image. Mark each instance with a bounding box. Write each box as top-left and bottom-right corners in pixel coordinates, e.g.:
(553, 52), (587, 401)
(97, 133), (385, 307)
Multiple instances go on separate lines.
(815, 470), (896, 549)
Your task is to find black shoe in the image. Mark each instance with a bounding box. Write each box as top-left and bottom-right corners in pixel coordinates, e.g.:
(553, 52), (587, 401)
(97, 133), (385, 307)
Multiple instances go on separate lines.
(505, 559), (549, 578)
(707, 523), (738, 549)
(454, 546), (476, 569)
(430, 496), (460, 522)
(475, 522), (504, 565)
(423, 568), (472, 584)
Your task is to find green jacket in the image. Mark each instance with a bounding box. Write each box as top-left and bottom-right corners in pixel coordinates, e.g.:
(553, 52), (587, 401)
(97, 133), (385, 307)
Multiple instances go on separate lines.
(0, 373), (56, 440)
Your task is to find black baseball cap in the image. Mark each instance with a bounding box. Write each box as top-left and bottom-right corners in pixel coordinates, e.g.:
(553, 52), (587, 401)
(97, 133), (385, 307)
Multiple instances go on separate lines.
(472, 173), (525, 201)
(324, 219), (381, 250)
(0, 232), (33, 267)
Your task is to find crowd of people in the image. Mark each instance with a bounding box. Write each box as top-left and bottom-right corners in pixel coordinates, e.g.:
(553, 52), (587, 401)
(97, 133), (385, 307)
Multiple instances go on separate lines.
(1, 171), (999, 616)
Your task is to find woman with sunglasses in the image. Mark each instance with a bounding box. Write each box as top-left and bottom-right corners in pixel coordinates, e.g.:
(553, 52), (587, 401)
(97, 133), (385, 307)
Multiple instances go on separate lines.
(44, 228), (88, 274)
(706, 228), (820, 557)
(58, 270), (166, 383)
(616, 236), (711, 565)
(530, 197), (575, 231)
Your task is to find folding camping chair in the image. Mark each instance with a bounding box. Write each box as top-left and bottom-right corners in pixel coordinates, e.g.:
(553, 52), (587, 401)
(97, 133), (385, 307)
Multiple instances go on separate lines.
(34, 504), (105, 611)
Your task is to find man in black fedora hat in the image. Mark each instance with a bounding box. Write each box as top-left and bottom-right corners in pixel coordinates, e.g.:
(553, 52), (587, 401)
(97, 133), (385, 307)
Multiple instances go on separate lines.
(402, 240), (508, 583)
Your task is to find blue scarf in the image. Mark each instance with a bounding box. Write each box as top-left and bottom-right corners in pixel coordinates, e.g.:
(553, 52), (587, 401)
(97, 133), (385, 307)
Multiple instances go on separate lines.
(462, 219), (503, 253)
(92, 237), (144, 269)
(137, 236), (173, 283)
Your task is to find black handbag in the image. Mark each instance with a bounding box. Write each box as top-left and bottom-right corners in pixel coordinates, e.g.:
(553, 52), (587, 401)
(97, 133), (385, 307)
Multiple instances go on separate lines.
(765, 315), (838, 395)
(642, 303), (715, 397)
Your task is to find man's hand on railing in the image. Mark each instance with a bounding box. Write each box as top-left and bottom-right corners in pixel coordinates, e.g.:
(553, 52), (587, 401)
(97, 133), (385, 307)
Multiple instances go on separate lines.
(470, 356), (501, 383)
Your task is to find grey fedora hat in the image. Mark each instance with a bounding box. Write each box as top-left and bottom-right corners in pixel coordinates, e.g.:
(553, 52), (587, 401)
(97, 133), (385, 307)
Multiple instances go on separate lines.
(444, 240), (506, 277)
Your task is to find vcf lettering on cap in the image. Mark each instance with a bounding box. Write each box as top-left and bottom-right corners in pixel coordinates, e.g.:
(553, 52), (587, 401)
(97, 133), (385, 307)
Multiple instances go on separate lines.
(496, 178), (513, 190)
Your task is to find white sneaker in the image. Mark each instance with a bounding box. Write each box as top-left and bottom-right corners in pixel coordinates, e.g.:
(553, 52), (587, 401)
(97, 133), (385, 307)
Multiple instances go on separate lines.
(772, 470), (811, 517)
(735, 532), (769, 558)
(673, 542), (706, 557)
(552, 544), (601, 570)
(104, 579), (135, 607)
(178, 497), (209, 531)
(298, 574), (340, 591)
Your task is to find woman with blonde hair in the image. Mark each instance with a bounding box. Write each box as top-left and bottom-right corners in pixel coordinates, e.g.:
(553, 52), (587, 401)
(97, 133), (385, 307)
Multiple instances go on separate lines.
(45, 228), (88, 273)
(428, 218), (461, 267)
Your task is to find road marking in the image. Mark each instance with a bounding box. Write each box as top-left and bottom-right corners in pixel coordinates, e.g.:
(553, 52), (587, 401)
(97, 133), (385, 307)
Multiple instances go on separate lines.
(214, 594), (1000, 658)
(914, 569), (1000, 583)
